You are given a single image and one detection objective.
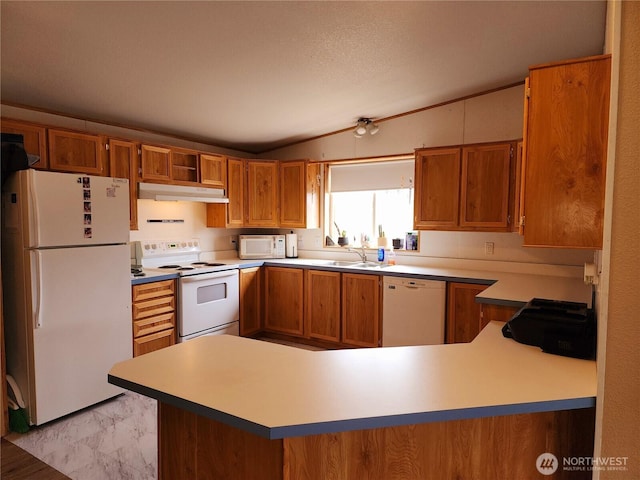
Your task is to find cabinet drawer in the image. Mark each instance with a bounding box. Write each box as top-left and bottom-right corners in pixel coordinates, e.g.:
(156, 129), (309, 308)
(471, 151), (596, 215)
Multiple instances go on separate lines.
(133, 329), (175, 357)
(132, 296), (175, 320)
(132, 280), (175, 302)
(133, 312), (175, 338)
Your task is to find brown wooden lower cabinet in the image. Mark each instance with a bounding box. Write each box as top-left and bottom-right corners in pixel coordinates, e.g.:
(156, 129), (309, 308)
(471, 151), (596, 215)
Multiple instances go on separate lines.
(158, 402), (595, 480)
(305, 269), (341, 343)
(446, 282), (489, 343)
(264, 267), (304, 336)
(131, 280), (176, 356)
(341, 273), (381, 347)
(239, 267), (262, 336)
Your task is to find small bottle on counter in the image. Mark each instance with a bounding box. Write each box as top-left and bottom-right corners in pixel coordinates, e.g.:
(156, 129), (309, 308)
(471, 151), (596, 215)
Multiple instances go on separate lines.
(377, 247), (385, 264)
(387, 247), (396, 266)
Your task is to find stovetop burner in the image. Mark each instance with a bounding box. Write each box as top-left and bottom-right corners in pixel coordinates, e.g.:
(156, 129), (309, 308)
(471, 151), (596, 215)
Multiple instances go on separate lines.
(191, 262), (226, 267)
(158, 265), (181, 269)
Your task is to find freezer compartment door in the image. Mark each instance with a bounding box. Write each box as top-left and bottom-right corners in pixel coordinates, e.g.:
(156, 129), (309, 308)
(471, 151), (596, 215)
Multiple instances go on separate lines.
(30, 244), (132, 424)
(20, 169), (129, 247)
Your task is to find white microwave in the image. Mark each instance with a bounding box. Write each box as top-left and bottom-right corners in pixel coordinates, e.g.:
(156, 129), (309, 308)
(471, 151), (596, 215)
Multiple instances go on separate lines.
(238, 235), (285, 259)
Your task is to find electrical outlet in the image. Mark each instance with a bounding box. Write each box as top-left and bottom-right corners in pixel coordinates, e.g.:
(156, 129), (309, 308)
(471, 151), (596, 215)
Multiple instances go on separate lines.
(229, 235), (237, 246)
(484, 242), (495, 255)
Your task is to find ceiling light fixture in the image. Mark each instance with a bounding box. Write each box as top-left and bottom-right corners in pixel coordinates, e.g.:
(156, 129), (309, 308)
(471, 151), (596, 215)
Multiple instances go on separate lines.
(353, 118), (379, 138)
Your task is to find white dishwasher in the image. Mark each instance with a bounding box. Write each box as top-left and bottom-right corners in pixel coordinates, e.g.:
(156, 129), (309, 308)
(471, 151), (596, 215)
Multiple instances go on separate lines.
(382, 276), (446, 346)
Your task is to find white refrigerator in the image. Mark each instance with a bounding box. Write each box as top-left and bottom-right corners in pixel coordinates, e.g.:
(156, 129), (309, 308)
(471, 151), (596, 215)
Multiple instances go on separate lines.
(1, 169), (132, 425)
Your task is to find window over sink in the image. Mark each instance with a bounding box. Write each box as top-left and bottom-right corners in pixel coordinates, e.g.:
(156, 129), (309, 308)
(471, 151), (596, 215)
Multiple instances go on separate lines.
(326, 158), (415, 248)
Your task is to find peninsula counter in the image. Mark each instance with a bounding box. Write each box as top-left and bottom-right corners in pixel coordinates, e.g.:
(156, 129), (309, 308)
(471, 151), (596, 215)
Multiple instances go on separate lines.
(109, 322), (596, 479)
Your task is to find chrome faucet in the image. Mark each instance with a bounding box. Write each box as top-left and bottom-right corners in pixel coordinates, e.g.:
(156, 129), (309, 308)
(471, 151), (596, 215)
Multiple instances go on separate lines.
(348, 246), (367, 263)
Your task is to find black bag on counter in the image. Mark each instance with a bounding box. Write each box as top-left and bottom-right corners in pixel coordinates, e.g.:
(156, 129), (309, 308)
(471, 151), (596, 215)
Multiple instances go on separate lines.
(502, 298), (596, 360)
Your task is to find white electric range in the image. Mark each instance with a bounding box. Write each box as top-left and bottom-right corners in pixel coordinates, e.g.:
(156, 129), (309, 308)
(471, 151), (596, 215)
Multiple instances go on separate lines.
(135, 240), (239, 341)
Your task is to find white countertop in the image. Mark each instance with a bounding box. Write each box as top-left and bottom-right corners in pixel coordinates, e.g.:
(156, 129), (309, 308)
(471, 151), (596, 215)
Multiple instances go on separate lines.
(109, 322), (596, 439)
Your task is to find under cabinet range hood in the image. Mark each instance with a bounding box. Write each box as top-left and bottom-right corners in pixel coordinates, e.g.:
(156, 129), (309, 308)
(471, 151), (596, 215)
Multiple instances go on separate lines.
(138, 183), (229, 203)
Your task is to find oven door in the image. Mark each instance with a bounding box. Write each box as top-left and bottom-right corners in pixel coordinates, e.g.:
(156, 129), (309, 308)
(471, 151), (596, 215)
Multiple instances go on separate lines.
(179, 269), (239, 340)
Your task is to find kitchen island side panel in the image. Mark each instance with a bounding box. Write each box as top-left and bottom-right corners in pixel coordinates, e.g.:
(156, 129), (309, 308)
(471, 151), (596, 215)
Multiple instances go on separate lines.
(158, 401), (594, 480)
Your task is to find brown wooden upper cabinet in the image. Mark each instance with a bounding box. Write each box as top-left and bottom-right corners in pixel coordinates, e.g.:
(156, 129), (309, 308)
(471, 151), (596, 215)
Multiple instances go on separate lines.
(246, 160), (279, 227)
(170, 147), (199, 184)
(140, 144), (171, 182)
(108, 139), (139, 230)
(48, 129), (106, 175)
(520, 54), (611, 249)
(1, 118), (48, 170)
(200, 154), (227, 189)
(414, 141), (517, 232)
(279, 160), (321, 229)
(206, 156), (245, 228)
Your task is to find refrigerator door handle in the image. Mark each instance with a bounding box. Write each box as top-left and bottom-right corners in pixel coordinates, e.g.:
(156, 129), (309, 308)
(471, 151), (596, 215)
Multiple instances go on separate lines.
(31, 250), (43, 328)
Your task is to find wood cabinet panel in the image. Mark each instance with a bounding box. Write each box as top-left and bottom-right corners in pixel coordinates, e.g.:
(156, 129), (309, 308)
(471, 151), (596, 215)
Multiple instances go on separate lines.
(279, 160), (320, 229)
(132, 280), (176, 357)
(414, 148), (461, 229)
(200, 154), (227, 188)
(108, 138), (139, 230)
(227, 158), (245, 227)
(521, 55), (611, 248)
(305, 269), (341, 343)
(264, 267), (304, 336)
(279, 161), (305, 228)
(239, 267), (262, 337)
(133, 329), (175, 357)
(132, 279), (175, 302)
(246, 161), (279, 227)
(446, 282), (488, 344)
(48, 129), (105, 175)
(341, 273), (380, 347)
(1, 118), (48, 169)
(480, 303), (519, 330)
(460, 143), (512, 229)
(140, 144), (171, 181)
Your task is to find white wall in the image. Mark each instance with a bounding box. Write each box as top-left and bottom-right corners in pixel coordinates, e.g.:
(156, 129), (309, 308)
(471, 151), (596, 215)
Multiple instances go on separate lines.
(264, 86), (594, 273)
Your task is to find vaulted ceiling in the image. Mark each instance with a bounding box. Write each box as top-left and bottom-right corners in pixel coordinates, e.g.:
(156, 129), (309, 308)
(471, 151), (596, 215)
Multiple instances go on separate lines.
(1, 1), (607, 153)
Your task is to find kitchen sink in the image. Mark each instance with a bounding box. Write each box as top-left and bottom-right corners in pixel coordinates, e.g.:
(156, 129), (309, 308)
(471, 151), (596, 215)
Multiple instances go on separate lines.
(325, 260), (384, 269)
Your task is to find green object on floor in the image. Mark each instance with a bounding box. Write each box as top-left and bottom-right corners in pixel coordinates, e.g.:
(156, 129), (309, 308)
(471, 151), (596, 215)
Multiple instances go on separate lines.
(8, 403), (30, 433)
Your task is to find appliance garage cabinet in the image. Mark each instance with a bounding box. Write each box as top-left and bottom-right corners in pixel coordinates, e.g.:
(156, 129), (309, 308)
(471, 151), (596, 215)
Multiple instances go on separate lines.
(414, 141), (519, 232)
(520, 54), (611, 248)
(131, 279), (177, 356)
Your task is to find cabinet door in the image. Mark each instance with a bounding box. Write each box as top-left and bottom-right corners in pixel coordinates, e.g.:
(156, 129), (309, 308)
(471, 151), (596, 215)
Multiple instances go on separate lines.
(48, 129), (105, 175)
(305, 269), (341, 343)
(227, 157), (245, 227)
(246, 161), (279, 227)
(460, 143), (512, 230)
(171, 148), (199, 184)
(239, 267), (262, 337)
(446, 282), (488, 344)
(522, 55), (610, 248)
(264, 267), (304, 336)
(200, 154), (227, 189)
(1, 118), (48, 169)
(140, 144), (171, 181)
(342, 273), (380, 347)
(414, 148), (461, 229)
(109, 139), (139, 230)
(280, 161), (306, 228)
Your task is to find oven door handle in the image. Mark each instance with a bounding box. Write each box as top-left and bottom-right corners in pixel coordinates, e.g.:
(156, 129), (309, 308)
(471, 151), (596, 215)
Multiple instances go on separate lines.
(180, 269), (238, 283)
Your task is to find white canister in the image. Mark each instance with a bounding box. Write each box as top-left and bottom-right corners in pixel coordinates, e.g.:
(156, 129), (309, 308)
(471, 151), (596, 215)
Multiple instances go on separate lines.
(285, 233), (298, 258)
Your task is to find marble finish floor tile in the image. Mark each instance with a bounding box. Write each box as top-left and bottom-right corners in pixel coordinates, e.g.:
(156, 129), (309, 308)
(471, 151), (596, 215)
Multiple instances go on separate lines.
(5, 392), (157, 480)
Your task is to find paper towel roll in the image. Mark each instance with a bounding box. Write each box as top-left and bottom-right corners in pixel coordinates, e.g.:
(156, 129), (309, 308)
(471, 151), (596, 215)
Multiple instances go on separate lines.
(286, 233), (298, 258)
